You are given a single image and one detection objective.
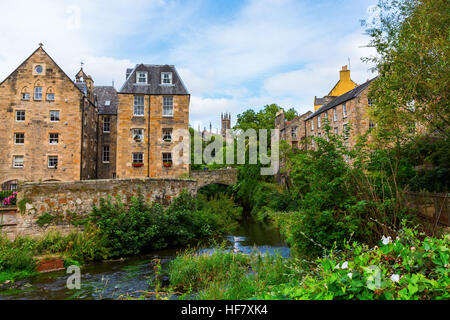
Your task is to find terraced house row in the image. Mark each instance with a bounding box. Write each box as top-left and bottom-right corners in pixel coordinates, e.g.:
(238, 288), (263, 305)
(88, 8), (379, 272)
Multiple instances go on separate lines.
(0, 44), (190, 191)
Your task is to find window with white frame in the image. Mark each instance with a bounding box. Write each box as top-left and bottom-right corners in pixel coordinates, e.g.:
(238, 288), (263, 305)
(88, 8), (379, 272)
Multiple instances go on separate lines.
(311, 119), (314, 131)
(343, 124), (349, 137)
(103, 117), (110, 132)
(34, 87), (42, 100)
(22, 93), (30, 101)
(49, 133), (59, 144)
(132, 128), (144, 143)
(343, 103), (347, 118)
(14, 133), (24, 145)
(163, 96), (173, 116)
(368, 98), (374, 107)
(333, 108), (337, 121)
(291, 127), (297, 138)
(136, 71), (148, 84)
(16, 110), (25, 122)
(369, 121), (375, 129)
(132, 153), (144, 164)
(318, 116), (321, 128)
(13, 155), (24, 168)
(48, 156), (58, 168)
(133, 96), (145, 116)
(161, 72), (172, 84)
(50, 110), (60, 122)
(162, 152), (172, 167)
(162, 128), (173, 142)
(102, 145), (110, 163)
(47, 93), (55, 101)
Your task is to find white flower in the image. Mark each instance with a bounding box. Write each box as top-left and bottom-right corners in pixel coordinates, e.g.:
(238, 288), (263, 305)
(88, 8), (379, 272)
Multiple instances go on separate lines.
(341, 261), (349, 269)
(411, 246), (415, 251)
(347, 272), (353, 279)
(381, 235), (392, 245)
(390, 274), (400, 283)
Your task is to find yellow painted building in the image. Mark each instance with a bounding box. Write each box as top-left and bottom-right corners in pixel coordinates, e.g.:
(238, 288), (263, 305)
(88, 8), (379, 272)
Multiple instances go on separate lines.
(314, 65), (357, 111)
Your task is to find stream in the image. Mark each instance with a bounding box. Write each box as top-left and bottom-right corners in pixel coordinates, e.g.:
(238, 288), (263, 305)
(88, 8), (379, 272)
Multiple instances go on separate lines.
(0, 219), (289, 300)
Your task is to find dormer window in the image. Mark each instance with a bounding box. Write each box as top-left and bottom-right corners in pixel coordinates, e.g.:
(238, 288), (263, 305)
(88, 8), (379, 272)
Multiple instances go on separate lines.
(105, 100), (111, 106)
(161, 72), (172, 84)
(136, 71), (148, 84)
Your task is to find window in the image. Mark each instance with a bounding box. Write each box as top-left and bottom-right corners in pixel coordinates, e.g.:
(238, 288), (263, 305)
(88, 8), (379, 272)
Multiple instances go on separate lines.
(34, 87), (42, 100)
(292, 141), (298, 149)
(13, 156), (24, 168)
(132, 153), (144, 165)
(343, 124), (349, 137)
(162, 128), (173, 142)
(291, 127), (297, 138)
(136, 71), (148, 84)
(369, 121), (375, 129)
(368, 98), (374, 107)
(103, 117), (110, 132)
(324, 112), (328, 121)
(163, 152), (172, 168)
(163, 96), (173, 116)
(22, 93), (30, 101)
(50, 110), (60, 122)
(311, 136), (315, 148)
(161, 72), (172, 84)
(318, 132), (321, 138)
(102, 145), (110, 163)
(49, 133), (59, 144)
(132, 129), (144, 143)
(48, 156), (58, 168)
(333, 108), (337, 121)
(16, 110), (25, 122)
(35, 65), (43, 74)
(105, 100), (110, 106)
(318, 116), (321, 128)
(133, 96), (145, 116)
(343, 103), (347, 118)
(311, 119), (314, 131)
(334, 127), (339, 135)
(14, 133), (24, 145)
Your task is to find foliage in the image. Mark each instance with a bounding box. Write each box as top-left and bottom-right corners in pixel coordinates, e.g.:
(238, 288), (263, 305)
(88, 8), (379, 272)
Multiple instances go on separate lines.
(1, 191), (17, 206)
(256, 227), (449, 300)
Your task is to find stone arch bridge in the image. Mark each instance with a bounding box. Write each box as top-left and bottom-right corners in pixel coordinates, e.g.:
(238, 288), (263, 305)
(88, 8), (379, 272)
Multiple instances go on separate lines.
(190, 168), (238, 189)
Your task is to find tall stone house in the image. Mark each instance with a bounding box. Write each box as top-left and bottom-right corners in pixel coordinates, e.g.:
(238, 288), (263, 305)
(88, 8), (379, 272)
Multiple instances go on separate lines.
(0, 45), (190, 190)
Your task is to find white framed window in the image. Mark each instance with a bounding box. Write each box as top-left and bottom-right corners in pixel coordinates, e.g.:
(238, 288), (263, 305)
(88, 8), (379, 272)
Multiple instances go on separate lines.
(49, 133), (59, 144)
(311, 119), (314, 131)
(105, 100), (111, 106)
(291, 127), (297, 138)
(34, 87), (42, 100)
(369, 121), (375, 129)
(50, 110), (60, 122)
(48, 156), (58, 168)
(132, 153), (144, 164)
(15, 110), (25, 122)
(162, 152), (172, 167)
(324, 112), (328, 121)
(334, 127), (338, 135)
(136, 71), (148, 84)
(133, 96), (145, 116)
(14, 133), (24, 145)
(103, 117), (110, 132)
(163, 96), (173, 117)
(161, 72), (172, 84)
(318, 116), (321, 128)
(13, 155), (24, 168)
(333, 108), (337, 121)
(132, 128), (144, 143)
(343, 103), (347, 118)
(102, 145), (110, 163)
(46, 93), (55, 101)
(368, 98), (374, 107)
(22, 93), (30, 101)
(162, 128), (173, 142)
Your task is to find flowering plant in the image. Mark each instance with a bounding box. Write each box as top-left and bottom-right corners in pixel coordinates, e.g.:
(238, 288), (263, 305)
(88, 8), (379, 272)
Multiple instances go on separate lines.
(1, 191), (18, 206)
(132, 163), (144, 167)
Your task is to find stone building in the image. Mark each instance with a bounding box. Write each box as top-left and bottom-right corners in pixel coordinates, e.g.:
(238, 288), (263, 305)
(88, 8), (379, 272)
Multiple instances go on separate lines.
(0, 44), (98, 190)
(116, 64), (190, 179)
(305, 77), (376, 149)
(95, 86), (118, 179)
(275, 110), (312, 149)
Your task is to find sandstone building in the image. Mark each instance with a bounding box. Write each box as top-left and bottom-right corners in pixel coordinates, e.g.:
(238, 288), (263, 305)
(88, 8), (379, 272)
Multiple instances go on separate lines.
(0, 45), (190, 190)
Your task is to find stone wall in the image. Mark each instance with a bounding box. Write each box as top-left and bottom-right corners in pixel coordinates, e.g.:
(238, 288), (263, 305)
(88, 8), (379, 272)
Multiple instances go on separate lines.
(190, 169), (238, 188)
(405, 192), (449, 227)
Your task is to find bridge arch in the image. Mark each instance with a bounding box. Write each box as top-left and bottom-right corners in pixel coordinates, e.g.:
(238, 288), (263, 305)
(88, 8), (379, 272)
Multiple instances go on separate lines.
(190, 168), (238, 189)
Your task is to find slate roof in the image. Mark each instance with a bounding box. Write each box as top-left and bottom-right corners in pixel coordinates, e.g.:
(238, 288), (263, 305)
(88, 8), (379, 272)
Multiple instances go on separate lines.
(306, 77), (378, 120)
(94, 86), (118, 115)
(119, 64), (189, 95)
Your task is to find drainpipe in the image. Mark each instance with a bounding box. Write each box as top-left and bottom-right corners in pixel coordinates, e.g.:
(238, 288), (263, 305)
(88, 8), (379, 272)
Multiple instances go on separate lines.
(147, 95), (150, 178)
(80, 97), (85, 180)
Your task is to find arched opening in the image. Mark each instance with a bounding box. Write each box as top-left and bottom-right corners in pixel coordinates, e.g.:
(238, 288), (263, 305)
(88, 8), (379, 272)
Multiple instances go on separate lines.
(197, 183), (233, 200)
(1, 180), (18, 191)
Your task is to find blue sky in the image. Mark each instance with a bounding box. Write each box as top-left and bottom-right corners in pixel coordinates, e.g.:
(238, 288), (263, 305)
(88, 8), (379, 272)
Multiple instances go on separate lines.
(0, 0), (379, 131)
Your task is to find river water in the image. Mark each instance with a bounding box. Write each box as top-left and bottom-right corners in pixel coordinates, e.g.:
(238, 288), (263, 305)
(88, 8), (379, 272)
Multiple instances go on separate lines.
(0, 220), (289, 300)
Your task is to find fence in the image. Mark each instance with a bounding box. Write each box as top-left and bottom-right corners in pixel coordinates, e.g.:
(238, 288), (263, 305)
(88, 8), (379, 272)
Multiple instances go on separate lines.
(404, 191), (449, 227)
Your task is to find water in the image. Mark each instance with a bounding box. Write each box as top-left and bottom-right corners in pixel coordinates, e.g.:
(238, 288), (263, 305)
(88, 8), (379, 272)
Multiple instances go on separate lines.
(0, 220), (289, 300)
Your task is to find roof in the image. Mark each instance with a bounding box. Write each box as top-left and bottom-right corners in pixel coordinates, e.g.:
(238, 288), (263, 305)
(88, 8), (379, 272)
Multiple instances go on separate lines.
(119, 64), (189, 95)
(94, 86), (118, 115)
(306, 77), (378, 120)
(286, 111), (313, 126)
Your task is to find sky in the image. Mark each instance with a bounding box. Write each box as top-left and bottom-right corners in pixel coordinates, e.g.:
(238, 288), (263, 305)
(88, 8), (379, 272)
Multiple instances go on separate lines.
(0, 0), (379, 131)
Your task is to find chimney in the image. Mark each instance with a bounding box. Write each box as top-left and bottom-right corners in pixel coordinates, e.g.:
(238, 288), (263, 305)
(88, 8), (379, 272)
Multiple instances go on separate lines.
(340, 65), (350, 82)
(126, 68), (133, 80)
